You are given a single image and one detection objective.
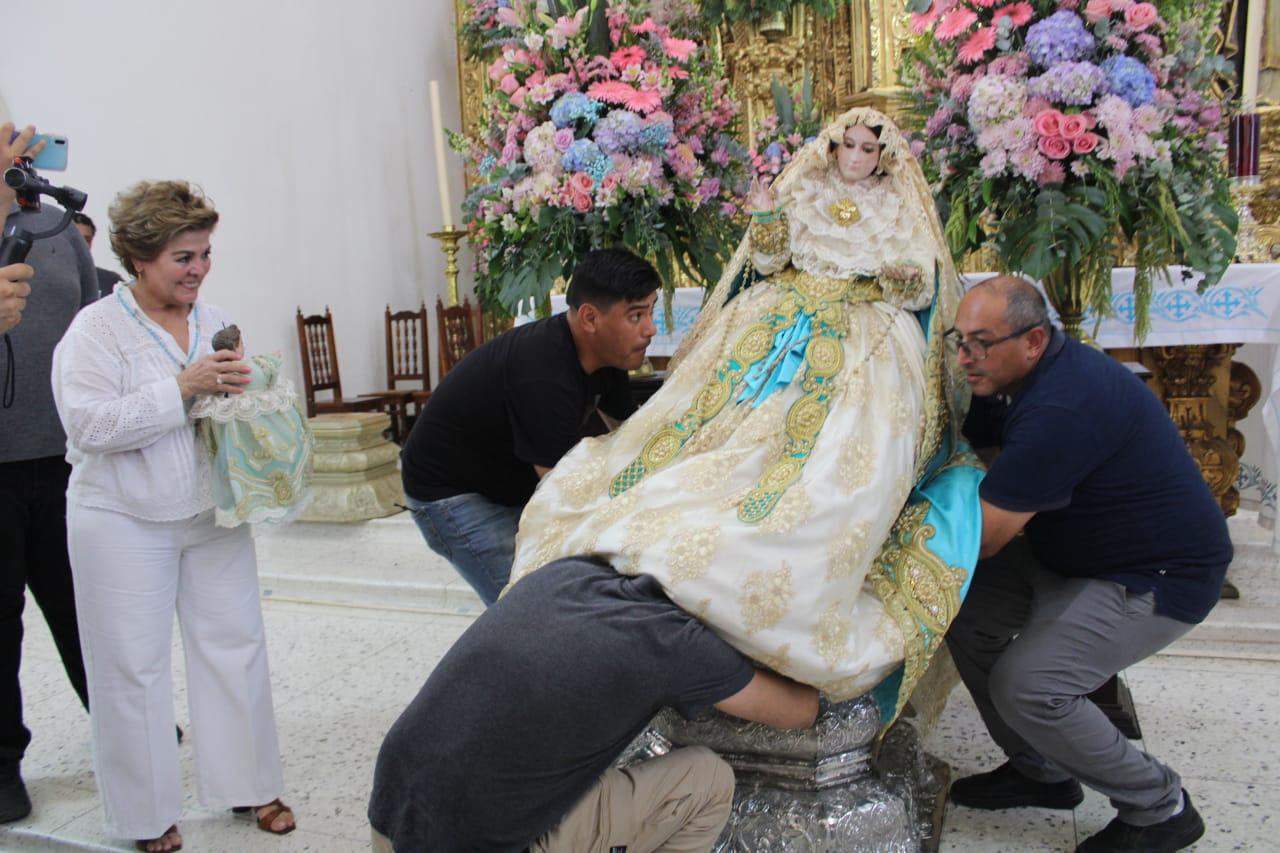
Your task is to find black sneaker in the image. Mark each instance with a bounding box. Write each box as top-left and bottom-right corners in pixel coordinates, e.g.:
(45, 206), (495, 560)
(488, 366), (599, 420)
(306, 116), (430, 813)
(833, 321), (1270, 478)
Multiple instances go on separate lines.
(950, 761), (1084, 810)
(1076, 790), (1204, 852)
(0, 764), (31, 823)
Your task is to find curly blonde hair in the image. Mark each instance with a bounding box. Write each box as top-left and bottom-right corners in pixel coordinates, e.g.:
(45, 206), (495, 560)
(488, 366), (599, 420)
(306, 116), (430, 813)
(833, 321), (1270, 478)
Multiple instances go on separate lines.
(108, 181), (219, 277)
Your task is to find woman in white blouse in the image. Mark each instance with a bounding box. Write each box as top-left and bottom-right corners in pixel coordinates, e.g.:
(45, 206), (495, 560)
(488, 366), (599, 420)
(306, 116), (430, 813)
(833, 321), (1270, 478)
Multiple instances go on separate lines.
(51, 181), (295, 852)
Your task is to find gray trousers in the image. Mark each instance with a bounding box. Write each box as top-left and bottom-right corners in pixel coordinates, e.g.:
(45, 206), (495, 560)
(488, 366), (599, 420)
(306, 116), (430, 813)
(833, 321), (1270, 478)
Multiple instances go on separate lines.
(946, 537), (1194, 825)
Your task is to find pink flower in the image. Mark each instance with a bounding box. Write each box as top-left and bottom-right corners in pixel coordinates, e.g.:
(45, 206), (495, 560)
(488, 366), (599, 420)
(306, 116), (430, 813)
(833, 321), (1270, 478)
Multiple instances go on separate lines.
(499, 73), (521, 95)
(1199, 104), (1223, 127)
(1039, 161), (1066, 185)
(633, 17), (658, 35)
(1033, 108), (1065, 137)
(911, 6), (941, 33)
(721, 202), (738, 217)
(571, 192), (593, 213)
(950, 74), (976, 101)
(1072, 132), (1101, 154)
(1105, 34), (1127, 50)
(586, 80), (662, 113)
(1023, 97), (1052, 118)
(910, 138), (926, 157)
(1038, 135), (1072, 159)
(958, 27), (997, 64)
(610, 46), (647, 69)
(1060, 114), (1088, 139)
(936, 8), (979, 41)
(488, 58), (509, 81)
(1124, 0), (1158, 27)
(662, 37), (698, 63)
(553, 128), (575, 152)
(972, 0), (1001, 7)
(569, 172), (593, 195)
(992, 2), (1034, 26)
(1084, 0), (1112, 22)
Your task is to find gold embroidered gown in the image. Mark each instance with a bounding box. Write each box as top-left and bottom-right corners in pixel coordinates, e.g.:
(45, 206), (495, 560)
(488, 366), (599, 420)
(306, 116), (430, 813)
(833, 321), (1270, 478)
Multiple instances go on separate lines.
(514, 203), (958, 703)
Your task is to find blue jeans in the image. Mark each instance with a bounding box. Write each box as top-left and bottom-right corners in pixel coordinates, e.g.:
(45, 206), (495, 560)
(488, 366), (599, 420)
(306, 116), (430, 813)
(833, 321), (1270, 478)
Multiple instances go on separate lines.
(406, 493), (523, 606)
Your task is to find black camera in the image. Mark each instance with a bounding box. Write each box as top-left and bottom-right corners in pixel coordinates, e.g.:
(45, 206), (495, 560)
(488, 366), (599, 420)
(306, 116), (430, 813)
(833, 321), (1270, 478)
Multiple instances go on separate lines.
(1, 157), (90, 407)
(0, 158), (88, 266)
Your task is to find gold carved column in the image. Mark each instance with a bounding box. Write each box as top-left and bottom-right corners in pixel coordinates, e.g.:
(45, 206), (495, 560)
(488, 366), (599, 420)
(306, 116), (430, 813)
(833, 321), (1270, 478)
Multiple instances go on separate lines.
(720, 0), (916, 146)
(1107, 345), (1261, 518)
(1239, 105), (1280, 262)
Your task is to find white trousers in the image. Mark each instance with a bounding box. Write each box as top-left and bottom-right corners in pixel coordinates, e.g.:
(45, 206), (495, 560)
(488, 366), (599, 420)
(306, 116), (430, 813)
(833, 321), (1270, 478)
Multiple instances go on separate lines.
(67, 504), (283, 838)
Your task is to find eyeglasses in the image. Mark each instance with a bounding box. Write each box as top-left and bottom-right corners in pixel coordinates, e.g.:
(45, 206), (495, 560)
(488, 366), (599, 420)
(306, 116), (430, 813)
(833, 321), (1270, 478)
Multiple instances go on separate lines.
(944, 323), (1040, 361)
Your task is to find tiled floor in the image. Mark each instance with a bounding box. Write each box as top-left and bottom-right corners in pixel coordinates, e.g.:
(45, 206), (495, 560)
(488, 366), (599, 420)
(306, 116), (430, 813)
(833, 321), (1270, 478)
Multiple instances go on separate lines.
(3, 513), (1277, 852)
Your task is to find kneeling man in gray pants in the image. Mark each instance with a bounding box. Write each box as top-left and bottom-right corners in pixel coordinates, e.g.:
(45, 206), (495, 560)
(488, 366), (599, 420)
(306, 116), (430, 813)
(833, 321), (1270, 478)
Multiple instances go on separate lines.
(945, 277), (1231, 853)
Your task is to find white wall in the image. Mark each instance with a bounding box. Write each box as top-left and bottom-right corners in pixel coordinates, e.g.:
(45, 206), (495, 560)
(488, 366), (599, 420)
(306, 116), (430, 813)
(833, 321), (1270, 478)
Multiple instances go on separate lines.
(0, 0), (472, 392)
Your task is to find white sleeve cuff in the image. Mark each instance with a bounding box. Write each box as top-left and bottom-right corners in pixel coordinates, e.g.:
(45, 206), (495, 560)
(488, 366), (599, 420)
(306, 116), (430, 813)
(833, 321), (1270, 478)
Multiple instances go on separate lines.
(150, 377), (189, 430)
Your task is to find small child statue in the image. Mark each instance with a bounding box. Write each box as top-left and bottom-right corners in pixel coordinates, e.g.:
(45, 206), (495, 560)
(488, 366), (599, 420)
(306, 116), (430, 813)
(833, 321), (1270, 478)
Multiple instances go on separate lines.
(192, 324), (315, 527)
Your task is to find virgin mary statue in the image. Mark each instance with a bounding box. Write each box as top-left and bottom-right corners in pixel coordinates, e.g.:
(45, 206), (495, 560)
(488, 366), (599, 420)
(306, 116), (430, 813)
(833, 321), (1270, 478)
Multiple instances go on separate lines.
(509, 107), (983, 724)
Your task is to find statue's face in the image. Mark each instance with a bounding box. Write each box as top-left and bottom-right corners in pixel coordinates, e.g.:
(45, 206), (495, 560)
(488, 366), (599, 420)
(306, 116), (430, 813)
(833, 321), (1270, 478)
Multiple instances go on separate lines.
(834, 124), (881, 184)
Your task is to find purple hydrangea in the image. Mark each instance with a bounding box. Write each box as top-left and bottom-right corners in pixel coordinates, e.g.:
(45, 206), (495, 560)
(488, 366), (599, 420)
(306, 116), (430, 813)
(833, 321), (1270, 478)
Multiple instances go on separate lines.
(549, 92), (601, 128)
(1025, 11), (1095, 68)
(967, 76), (1027, 130)
(562, 138), (607, 174)
(1028, 61), (1106, 106)
(1102, 55), (1156, 107)
(592, 109), (644, 154)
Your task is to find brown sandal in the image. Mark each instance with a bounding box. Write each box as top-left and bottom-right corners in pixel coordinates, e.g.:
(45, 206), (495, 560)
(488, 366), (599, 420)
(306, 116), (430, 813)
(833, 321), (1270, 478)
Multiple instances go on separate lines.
(135, 824), (182, 852)
(234, 798), (296, 835)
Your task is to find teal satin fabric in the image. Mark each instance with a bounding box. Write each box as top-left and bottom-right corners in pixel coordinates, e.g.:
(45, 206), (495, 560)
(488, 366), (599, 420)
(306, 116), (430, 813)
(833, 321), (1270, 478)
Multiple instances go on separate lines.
(735, 313), (813, 408)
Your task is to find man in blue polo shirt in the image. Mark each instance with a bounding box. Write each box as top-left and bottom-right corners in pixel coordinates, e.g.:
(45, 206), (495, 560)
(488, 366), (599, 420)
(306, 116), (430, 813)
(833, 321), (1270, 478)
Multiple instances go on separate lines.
(945, 276), (1230, 853)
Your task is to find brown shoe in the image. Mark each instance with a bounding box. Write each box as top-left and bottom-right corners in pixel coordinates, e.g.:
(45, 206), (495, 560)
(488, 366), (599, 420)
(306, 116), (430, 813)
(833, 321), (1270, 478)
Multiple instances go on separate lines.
(235, 798), (296, 835)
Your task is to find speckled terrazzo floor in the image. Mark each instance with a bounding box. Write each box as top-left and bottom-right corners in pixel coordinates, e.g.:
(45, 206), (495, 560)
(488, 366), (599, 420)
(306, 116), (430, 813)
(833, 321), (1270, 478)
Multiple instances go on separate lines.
(3, 512), (1276, 852)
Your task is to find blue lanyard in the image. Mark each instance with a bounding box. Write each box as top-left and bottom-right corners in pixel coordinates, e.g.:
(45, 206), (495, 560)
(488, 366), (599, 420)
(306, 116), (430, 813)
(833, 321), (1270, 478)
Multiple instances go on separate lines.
(116, 287), (201, 370)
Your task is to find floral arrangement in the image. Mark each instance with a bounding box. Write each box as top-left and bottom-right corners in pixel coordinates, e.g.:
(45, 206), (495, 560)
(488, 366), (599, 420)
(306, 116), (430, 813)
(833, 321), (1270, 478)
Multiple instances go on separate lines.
(456, 0), (750, 315)
(903, 0), (1236, 338)
(748, 73), (826, 180)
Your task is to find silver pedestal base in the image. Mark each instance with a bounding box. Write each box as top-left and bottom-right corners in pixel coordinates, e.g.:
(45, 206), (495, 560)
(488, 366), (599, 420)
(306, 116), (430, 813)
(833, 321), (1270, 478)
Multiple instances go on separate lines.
(623, 696), (949, 852)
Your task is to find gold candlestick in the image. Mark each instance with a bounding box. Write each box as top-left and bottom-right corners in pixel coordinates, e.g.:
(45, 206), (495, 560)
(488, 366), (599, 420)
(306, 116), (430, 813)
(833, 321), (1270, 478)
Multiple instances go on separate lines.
(429, 226), (466, 306)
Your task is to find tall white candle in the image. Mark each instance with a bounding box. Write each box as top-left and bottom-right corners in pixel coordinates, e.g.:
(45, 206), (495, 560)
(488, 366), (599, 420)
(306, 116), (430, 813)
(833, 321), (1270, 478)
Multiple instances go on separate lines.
(1242, 0), (1265, 110)
(429, 80), (455, 230)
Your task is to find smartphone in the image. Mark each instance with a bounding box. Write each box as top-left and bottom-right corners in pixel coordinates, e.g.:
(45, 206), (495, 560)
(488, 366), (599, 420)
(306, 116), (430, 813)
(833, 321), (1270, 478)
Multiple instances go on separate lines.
(7, 132), (68, 171)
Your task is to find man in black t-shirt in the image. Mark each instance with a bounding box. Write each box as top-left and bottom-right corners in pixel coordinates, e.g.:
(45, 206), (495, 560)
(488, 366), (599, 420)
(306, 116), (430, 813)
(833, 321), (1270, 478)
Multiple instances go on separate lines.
(945, 276), (1228, 853)
(401, 249), (659, 604)
(70, 213), (124, 299)
(368, 556), (820, 852)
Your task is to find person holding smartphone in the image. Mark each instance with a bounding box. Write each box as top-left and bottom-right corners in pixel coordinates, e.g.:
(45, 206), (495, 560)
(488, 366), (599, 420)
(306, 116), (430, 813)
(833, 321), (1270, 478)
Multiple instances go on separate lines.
(0, 121), (97, 825)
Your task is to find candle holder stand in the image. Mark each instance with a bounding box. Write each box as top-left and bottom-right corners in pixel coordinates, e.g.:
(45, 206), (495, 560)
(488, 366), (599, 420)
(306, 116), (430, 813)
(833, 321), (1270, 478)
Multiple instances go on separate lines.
(429, 227), (466, 306)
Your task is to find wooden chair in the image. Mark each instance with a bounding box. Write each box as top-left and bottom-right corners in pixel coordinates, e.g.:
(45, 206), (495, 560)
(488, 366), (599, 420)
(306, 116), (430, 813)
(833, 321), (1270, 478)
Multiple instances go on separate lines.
(436, 297), (483, 376)
(369, 304), (432, 426)
(295, 307), (409, 437)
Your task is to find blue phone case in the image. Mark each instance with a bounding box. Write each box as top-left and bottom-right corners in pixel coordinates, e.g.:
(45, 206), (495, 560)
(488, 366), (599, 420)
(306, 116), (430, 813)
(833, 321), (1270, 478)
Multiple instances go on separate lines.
(29, 135), (69, 171)
(9, 132), (69, 171)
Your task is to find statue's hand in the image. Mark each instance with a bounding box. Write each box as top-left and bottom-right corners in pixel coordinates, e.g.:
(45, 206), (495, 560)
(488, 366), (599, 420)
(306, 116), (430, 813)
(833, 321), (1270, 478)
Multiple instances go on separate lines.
(880, 262), (922, 285)
(746, 175), (777, 214)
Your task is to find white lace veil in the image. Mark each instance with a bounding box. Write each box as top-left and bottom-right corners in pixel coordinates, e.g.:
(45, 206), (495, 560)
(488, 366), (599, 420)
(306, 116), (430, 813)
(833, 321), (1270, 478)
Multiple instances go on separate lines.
(671, 106), (969, 477)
